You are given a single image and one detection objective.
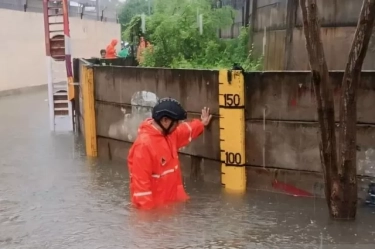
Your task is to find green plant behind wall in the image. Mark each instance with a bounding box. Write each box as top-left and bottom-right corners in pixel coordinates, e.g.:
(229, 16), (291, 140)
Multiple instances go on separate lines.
(119, 0), (151, 32)
(122, 0), (262, 71)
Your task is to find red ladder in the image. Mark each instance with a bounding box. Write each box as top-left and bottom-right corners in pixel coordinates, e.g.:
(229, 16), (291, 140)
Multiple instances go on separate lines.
(43, 0), (66, 61)
(42, 0), (73, 132)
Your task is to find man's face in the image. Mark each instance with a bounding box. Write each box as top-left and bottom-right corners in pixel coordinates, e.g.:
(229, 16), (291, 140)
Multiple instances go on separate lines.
(100, 51), (106, 58)
(160, 117), (181, 134)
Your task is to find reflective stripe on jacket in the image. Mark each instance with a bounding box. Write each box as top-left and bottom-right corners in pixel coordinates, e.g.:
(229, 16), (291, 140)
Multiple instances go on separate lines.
(127, 118), (204, 210)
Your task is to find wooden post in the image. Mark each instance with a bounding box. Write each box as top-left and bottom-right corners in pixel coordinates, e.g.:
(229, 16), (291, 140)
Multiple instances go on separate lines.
(82, 65), (97, 157)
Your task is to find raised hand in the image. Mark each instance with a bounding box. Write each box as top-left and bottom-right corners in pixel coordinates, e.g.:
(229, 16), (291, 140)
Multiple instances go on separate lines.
(200, 107), (212, 126)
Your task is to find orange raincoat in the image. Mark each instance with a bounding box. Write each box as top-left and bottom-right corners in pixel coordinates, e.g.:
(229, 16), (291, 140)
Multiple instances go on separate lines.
(137, 37), (153, 63)
(127, 118), (204, 210)
(105, 39), (118, 59)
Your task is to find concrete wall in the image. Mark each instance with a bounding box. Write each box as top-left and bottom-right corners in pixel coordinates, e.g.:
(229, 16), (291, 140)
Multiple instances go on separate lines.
(75, 65), (375, 198)
(244, 71), (375, 175)
(93, 66), (220, 160)
(253, 26), (375, 70)
(0, 8), (120, 93)
(251, 0), (375, 70)
(288, 27), (375, 70)
(86, 66), (222, 183)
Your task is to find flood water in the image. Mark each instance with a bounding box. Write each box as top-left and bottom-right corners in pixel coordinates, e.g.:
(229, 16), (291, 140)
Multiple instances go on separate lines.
(0, 90), (374, 249)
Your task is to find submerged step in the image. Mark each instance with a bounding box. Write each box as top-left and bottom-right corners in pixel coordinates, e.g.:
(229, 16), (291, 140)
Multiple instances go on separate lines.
(53, 85), (67, 90)
(54, 100), (68, 104)
(54, 107), (69, 111)
(53, 92), (67, 96)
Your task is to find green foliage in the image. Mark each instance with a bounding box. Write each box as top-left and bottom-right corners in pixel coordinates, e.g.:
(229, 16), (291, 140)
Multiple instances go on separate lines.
(118, 0), (150, 30)
(122, 15), (143, 46)
(120, 0), (262, 71)
(217, 27), (263, 71)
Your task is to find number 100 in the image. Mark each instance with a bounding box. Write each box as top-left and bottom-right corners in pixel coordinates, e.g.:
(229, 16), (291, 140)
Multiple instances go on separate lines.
(225, 152), (242, 165)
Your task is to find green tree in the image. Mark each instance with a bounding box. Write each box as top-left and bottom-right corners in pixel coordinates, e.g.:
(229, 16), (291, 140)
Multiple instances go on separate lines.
(118, 0), (150, 29)
(123, 0), (262, 70)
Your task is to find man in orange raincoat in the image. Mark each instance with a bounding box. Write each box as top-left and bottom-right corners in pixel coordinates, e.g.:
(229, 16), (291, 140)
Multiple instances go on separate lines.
(127, 98), (212, 210)
(105, 39), (118, 59)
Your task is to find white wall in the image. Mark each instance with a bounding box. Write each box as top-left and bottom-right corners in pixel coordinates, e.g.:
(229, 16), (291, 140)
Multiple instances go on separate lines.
(0, 8), (120, 92)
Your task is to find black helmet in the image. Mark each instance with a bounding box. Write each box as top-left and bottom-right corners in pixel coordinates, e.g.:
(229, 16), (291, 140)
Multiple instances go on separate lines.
(152, 97), (187, 121)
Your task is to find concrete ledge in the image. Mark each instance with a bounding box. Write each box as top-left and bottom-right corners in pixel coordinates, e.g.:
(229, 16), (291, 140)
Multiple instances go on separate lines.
(0, 84), (47, 98)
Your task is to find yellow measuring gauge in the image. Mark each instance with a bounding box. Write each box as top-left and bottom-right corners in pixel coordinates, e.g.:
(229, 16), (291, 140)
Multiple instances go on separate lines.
(218, 69), (246, 192)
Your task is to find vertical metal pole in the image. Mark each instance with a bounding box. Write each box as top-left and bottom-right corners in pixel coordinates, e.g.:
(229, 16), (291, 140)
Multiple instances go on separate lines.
(43, 0), (54, 131)
(199, 14), (203, 35)
(196, 8), (199, 28)
(96, 0), (100, 21)
(284, 0), (298, 70)
(46, 57), (55, 131)
(263, 26), (267, 56)
(62, 0), (74, 131)
(218, 0), (222, 38)
(141, 13), (146, 33)
(249, 0), (258, 45)
(42, 0), (51, 56)
(62, 0), (73, 100)
(245, 0), (250, 26)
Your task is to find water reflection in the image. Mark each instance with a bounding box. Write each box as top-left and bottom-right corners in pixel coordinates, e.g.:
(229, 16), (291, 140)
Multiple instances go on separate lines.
(0, 91), (374, 249)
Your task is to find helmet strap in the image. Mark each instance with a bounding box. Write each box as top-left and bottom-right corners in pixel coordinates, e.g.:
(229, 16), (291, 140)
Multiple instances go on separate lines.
(166, 120), (177, 134)
(155, 119), (177, 135)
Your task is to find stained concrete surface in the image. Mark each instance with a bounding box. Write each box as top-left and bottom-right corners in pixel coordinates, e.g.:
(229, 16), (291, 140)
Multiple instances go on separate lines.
(0, 90), (375, 249)
(91, 67), (375, 177)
